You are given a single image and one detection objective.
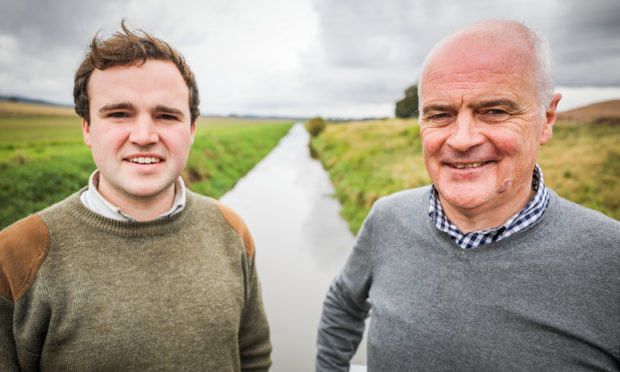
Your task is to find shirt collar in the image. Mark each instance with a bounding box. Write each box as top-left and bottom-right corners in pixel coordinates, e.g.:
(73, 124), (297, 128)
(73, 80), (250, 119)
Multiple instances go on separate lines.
(429, 164), (549, 249)
(80, 170), (187, 222)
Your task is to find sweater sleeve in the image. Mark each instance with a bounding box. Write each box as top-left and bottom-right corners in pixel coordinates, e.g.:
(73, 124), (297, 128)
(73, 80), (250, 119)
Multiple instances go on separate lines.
(238, 251), (272, 371)
(0, 214), (49, 371)
(316, 208), (374, 371)
(213, 199), (272, 371)
(0, 296), (19, 371)
(1, 215), (50, 371)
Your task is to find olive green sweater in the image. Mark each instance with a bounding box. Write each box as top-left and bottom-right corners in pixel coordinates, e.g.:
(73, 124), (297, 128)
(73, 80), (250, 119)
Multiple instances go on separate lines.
(0, 189), (271, 371)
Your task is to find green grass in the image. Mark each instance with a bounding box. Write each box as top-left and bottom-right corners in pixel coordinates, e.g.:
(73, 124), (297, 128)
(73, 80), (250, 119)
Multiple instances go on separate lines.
(0, 113), (292, 229)
(310, 119), (430, 232)
(185, 121), (292, 198)
(537, 123), (620, 218)
(310, 119), (620, 234)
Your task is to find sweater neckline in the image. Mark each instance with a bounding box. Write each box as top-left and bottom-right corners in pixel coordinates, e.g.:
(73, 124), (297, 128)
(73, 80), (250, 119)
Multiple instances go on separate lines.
(64, 188), (196, 238)
(422, 188), (557, 260)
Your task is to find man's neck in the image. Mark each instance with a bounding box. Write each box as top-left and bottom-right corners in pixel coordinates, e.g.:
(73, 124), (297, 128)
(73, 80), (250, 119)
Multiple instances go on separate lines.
(97, 181), (177, 222)
(440, 187), (536, 233)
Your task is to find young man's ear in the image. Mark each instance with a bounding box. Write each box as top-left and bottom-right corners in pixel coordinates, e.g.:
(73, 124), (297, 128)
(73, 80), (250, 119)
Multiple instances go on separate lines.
(190, 121), (196, 144)
(82, 118), (91, 148)
(541, 93), (562, 145)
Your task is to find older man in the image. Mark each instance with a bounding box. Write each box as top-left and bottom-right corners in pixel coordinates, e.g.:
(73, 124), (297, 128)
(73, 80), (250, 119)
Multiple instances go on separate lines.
(317, 20), (619, 371)
(0, 23), (271, 370)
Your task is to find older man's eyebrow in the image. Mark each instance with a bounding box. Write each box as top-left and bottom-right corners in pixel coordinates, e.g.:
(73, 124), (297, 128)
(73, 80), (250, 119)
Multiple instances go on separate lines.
(153, 105), (185, 118)
(421, 104), (456, 114)
(470, 100), (521, 111)
(98, 102), (134, 114)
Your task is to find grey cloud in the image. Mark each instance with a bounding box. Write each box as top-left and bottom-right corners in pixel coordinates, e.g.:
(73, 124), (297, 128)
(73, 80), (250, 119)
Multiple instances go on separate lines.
(310, 0), (620, 91)
(0, 0), (127, 51)
(0, 0), (142, 104)
(1, 0), (619, 117)
(543, 0), (620, 86)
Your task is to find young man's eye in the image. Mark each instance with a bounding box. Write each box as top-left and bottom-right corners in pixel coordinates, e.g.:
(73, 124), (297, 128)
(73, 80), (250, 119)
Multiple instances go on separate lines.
(157, 114), (178, 120)
(107, 112), (129, 118)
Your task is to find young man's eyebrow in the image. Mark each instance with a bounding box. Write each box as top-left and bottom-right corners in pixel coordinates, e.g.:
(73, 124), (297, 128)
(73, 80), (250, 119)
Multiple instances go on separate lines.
(98, 102), (134, 113)
(97, 103), (185, 118)
(153, 105), (185, 118)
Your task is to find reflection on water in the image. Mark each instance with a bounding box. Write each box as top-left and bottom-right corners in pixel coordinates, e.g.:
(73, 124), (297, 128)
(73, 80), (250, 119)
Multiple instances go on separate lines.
(221, 123), (367, 371)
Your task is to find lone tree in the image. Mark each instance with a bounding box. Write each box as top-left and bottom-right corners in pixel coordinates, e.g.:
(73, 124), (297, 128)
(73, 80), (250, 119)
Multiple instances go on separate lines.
(395, 84), (418, 118)
(306, 116), (327, 137)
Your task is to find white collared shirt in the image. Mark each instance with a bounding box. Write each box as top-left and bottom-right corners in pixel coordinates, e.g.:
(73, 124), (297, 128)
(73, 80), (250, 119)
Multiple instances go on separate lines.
(80, 170), (186, 222)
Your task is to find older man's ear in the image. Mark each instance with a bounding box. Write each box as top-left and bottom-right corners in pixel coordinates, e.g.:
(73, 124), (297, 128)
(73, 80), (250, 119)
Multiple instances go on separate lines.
(541, 93), (562, 145)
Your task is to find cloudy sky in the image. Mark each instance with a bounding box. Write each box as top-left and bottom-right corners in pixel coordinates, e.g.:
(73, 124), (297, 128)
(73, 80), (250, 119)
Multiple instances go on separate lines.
(1, 0), (619, 118)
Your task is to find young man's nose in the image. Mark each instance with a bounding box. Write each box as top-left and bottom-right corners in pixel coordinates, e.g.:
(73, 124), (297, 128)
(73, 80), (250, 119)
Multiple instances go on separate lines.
(129, 115), (159, 145)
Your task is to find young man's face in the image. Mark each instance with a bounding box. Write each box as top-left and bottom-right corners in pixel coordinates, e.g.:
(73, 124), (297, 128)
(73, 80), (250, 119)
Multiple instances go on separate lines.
(83, 60), (195, 209)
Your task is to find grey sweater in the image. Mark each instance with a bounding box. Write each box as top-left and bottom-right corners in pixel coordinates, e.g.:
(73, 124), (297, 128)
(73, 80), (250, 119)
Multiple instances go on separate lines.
(317, 186), (620, 371)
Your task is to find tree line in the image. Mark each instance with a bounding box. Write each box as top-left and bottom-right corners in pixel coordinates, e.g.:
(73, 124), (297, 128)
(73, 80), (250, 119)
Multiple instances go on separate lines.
(395, 84), (418, 118)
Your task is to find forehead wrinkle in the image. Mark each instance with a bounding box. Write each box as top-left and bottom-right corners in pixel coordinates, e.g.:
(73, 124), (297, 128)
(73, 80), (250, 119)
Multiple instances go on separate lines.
(420, 70), (516, 105)
(421, 95), (465, 114)
(420, 70), (531, 113)
(423, 69), (520, 87)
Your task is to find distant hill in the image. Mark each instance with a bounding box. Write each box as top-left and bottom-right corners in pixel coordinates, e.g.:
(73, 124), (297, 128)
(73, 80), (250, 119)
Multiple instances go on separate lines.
(557, 99), (620, 125)
(0, 101), (77, 117)
(0, 94), (70, 107)
(3, 95), (620, 124)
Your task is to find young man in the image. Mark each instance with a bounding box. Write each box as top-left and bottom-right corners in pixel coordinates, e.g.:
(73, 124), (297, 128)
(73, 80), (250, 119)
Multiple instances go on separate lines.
(317, 20), (620, 371)
(1, 23), (271, 371)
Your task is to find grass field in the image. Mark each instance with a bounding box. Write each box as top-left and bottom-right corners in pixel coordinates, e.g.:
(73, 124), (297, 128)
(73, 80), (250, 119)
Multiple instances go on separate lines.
(310, 118), (620, 234)
(0, 103), (292, 229)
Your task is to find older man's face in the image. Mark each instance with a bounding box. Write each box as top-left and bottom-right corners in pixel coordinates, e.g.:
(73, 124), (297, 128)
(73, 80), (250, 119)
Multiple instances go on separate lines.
(419, 34), (558, 227)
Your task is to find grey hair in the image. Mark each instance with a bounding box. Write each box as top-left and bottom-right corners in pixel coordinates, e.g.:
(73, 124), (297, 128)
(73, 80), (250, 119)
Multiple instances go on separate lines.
(525, 25), (555, 111)
(418, 20), (555, 114)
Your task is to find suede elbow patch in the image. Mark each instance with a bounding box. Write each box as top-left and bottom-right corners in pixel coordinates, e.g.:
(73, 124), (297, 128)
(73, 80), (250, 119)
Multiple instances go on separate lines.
(0, 215), (50, 302)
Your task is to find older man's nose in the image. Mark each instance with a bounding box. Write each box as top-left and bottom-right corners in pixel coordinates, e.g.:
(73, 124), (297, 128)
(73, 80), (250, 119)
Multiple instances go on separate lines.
(445, 114), (485, 153)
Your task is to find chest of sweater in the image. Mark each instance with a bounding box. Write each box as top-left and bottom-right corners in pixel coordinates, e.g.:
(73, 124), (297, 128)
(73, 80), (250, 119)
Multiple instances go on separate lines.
(17, 222), (247, 370)
(365, 229), (619, 370)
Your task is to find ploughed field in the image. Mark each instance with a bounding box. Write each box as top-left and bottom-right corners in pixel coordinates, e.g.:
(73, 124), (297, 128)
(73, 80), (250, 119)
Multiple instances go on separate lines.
(310, 100), (620, 233)
(0, 101), (292, 229)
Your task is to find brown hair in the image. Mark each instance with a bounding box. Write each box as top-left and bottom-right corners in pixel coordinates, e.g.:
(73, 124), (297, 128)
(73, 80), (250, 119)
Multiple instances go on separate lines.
(73, 20), (200, 124)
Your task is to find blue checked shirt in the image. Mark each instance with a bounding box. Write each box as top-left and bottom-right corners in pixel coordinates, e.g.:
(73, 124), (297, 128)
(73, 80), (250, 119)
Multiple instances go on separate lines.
(429, 165), (550, 249)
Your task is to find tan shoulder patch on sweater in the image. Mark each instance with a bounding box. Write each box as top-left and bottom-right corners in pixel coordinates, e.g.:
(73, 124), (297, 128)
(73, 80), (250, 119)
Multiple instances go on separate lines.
(0, 214), (50, 302)
(212, 199), (256, 258)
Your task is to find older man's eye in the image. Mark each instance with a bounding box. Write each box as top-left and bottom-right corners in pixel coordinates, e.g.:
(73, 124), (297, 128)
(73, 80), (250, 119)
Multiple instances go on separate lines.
(480, 109), (509, 121)
(424, 113), (454, 125)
